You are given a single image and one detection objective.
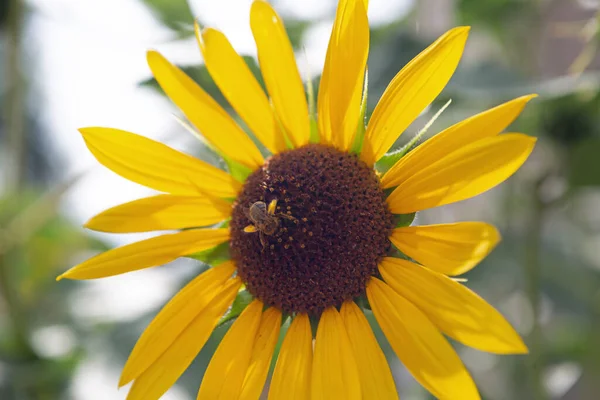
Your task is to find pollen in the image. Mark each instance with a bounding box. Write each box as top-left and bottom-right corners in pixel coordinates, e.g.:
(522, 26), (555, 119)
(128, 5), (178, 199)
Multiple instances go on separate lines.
(230, 144), (394, 315)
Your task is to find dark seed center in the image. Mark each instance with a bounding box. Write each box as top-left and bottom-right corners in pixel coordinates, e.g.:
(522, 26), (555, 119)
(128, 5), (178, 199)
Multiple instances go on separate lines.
(230, 144), (393, 316)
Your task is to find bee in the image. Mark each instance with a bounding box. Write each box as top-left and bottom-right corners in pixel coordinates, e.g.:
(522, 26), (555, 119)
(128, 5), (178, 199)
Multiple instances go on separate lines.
(244, 199), (296, 247)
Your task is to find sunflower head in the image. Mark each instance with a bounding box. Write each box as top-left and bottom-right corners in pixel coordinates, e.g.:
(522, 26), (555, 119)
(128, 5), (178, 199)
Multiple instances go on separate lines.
(58, 0), (537, 399)
(231, 143), (394, 315)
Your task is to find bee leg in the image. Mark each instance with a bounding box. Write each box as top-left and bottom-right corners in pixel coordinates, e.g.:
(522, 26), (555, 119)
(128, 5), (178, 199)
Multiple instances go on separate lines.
(244, 225), (257, 233)
(259, 232), (268, 248)
(278, 213), (298, 223)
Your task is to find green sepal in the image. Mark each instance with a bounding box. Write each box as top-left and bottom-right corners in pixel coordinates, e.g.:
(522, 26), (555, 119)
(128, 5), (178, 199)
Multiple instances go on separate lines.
(375, 142), (413, 174)
(187, 242), (231, 265)
(393, 212), (416, 228)
(306, 64), (320, 144)
(216, 288), (253, 328)
(355, 295), (372, 311)
(350, 69), (369, 155)
(309, 114), (319, 144)
(223, 155), (253, 183)
(214, 219), (230, 229)
(376, 98), (452, 173)
(309, 315), (319, 338)
(169, 113), (253, 183)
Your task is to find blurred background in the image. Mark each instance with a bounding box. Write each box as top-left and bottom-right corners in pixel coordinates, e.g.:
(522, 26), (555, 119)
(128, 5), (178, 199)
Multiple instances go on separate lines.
(1, 0), (599, 398)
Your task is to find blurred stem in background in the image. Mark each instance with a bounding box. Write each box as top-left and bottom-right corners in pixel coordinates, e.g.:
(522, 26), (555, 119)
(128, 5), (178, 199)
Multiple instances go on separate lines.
(1, 0), (48, 398)
(1, 0), (27, 352)
(525, 174), (549, 400)
(3, 0), (26, 191)
(0, 250), (32, 356)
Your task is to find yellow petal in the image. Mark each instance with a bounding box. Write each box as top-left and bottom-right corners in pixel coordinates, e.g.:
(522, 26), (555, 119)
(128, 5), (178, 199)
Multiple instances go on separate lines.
(120, 262), (236, 386)
(381, 94), (538, 188)
(340, 302), (398, 399)
(390, 222), (500, 276)
(250, 0), (310, 148)
(79, 127), (240, 198)
(268, 314), (312, 400)
(59, 229), (229, 280)
(198, 299), (263, 399)
(196, 25), (286, 154)
(240, 307), (282, 400)
(147, 51), (263, 169)
(317, 0), (369, 150)
(126, 277), (241, 400)
(361, 27), (470, 165)
(311, 307), (361, 400)
(379, 258), (528, 354)
(85, 194), (231, 233)
(387, 134), (537, 213)
(367, 277), (480, 400)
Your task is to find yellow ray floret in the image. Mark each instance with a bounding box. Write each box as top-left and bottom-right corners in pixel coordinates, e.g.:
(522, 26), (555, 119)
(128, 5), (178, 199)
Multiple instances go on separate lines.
(198, 299), (263, 399)
(379, 258), (528, 354)
(57, 229), (229, 280)
(120, 262), (236, 386)
(240, 307), (282, 400)
(311, 307), (361, 400)
(362, 27), (470, 165)
(381, 94), (537, 188)
(318, 0), (369, 151)
(390, 222), (500, 276)
(340, 301), (398, 399)
(147, 50), (264, 169)
(367, 277), (480, 400)
(268, 314), (312, 400)
(386, 133), (537, 214)
(196, 24), (286, 154)
(126, 277), (241, 400)
(79, 127), (241, 198)
(250, 0), (310, 149)
(85, 194), (232, 233)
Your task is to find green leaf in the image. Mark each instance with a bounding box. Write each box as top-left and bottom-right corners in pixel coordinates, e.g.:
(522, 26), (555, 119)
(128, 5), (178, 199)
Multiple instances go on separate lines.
(284, 19), (311, 50)
(393, 213), (416, 228)
(187, 242), (231, 265)
(216, 289), (253, 328)
(569, 138), (600, 188)
(141, 0), (195, 38)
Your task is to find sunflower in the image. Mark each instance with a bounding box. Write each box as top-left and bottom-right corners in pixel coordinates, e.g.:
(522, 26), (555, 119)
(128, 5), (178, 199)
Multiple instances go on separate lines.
(58, 0), (536, 399)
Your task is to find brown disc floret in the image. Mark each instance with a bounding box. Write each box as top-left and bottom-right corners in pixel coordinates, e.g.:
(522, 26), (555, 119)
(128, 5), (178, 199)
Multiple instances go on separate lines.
(230, 144), (393, 316)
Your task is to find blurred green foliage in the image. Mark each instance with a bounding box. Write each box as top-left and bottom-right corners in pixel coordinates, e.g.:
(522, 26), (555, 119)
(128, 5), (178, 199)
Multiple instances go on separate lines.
(0, 191), (107, 399)
(141, 0), (196, 37)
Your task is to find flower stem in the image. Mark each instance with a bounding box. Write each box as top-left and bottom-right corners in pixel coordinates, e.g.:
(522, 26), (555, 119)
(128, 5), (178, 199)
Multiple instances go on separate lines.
(0, 250), (32, 357)
(524, 176), (547, 400)
(3, 0), (26, 191)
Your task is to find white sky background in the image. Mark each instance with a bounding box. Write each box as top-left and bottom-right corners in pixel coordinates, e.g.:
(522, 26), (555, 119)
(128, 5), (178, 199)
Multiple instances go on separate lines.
(28, 0), (412, 398)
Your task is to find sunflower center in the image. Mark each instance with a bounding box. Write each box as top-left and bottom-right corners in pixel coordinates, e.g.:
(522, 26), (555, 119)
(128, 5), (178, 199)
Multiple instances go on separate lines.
(230, 144), (393, 315)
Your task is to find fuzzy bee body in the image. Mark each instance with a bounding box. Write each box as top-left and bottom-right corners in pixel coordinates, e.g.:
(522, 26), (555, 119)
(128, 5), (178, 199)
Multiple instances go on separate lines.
(247, 201), (280, 236)
(244, 199), (296, 248)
